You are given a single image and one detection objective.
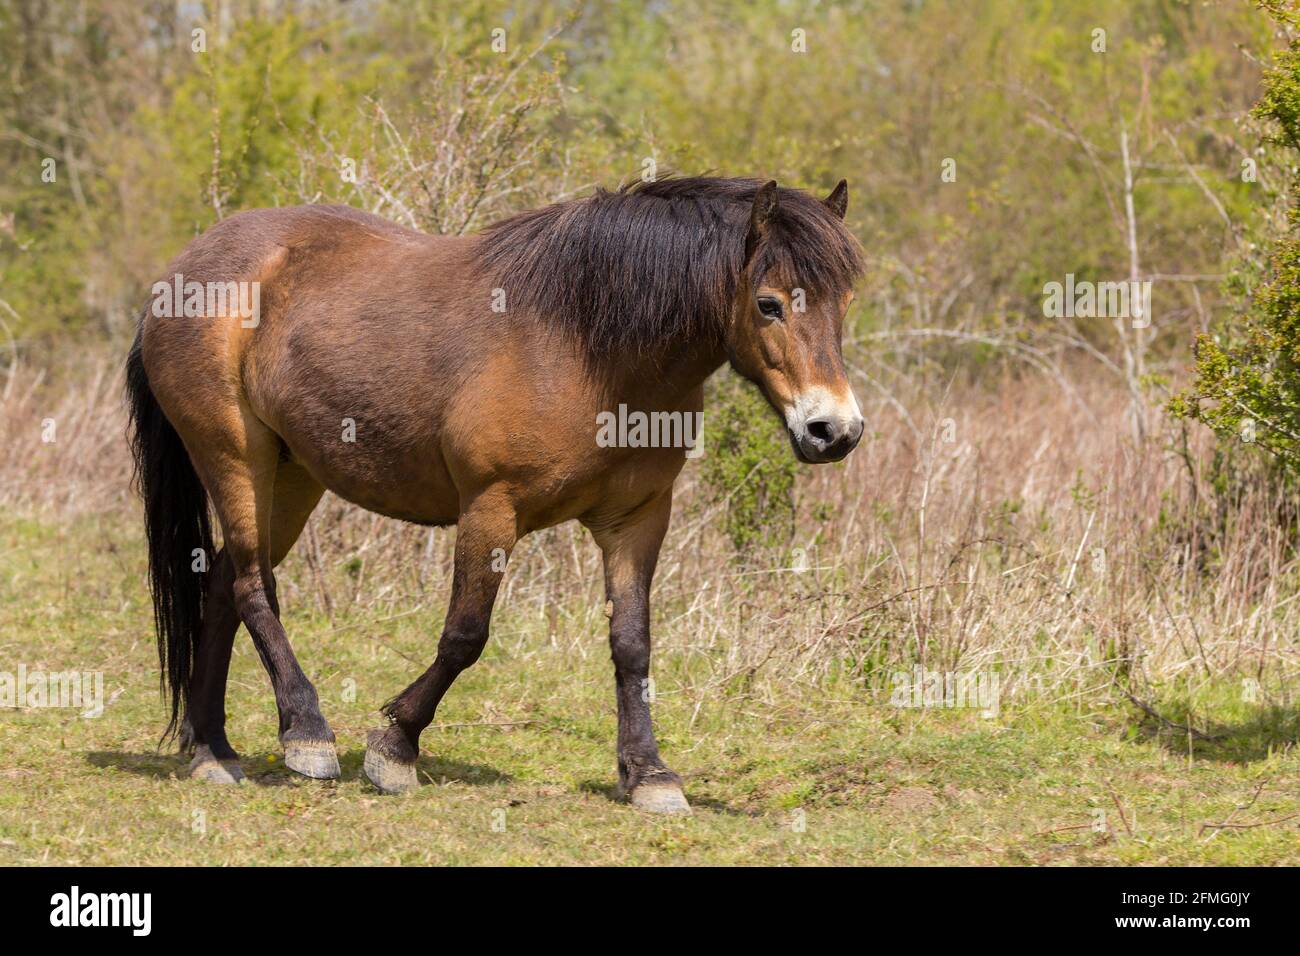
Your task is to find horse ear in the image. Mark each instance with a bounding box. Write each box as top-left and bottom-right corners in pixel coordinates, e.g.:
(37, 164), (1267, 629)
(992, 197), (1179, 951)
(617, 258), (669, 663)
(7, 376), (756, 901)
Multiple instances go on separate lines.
(745, 180), (779, 264)
(824, 179), (848, 219)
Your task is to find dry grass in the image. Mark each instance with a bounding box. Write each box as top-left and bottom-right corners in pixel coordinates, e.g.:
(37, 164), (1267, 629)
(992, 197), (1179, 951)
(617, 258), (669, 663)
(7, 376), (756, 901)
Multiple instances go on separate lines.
(6, 348), (1300, 865)
(4, 344), (1299, 725)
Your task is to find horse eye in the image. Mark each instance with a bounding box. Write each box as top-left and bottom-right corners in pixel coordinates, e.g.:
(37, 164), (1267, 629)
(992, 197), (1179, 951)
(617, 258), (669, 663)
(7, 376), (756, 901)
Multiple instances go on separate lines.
(757, 296), (784, 320)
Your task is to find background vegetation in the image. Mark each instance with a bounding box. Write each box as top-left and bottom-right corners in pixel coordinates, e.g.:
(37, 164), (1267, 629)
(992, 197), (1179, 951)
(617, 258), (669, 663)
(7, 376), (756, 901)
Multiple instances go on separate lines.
(3, 0), (1300, 864)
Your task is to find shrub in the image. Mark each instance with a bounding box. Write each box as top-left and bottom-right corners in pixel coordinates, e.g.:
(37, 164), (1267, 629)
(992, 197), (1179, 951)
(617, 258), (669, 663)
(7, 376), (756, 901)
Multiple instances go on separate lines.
(1171, 2), (1300, 467)
(699, 371), (798, 555)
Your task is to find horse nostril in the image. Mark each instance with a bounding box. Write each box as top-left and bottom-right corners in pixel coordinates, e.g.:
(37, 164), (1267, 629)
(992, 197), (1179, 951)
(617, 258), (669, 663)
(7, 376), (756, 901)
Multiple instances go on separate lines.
(806, 419), (836, 445)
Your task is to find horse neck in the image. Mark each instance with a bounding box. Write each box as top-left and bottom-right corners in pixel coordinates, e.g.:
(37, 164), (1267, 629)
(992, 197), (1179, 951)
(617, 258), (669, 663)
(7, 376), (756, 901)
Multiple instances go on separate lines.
(602, 334), (729, 409)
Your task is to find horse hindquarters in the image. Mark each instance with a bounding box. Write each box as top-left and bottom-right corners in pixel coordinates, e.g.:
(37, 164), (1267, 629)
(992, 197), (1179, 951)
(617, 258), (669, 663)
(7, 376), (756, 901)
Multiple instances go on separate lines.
(135, 310), (336, 780)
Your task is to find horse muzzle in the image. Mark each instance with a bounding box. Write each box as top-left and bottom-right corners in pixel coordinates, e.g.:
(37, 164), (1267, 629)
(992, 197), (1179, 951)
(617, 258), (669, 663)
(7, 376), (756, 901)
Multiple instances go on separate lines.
(784, 386), (865, 463)
(790, 415), (864, 463)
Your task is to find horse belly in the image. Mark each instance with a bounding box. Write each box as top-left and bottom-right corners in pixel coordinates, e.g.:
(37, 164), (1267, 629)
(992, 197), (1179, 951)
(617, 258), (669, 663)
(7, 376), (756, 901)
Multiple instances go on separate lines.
(298, 442), (462, 527)
(256, 372), (463, 526)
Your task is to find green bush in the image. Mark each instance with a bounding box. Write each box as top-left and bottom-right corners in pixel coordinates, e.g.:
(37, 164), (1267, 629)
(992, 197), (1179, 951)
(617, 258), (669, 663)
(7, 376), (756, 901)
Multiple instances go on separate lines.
(1170, 2), (1300, 467)
(700, 372), (798, 555)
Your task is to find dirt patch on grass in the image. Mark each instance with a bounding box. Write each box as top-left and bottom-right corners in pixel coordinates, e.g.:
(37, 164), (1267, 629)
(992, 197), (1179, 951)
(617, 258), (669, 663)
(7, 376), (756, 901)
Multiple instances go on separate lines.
(880, 786), (943, 813)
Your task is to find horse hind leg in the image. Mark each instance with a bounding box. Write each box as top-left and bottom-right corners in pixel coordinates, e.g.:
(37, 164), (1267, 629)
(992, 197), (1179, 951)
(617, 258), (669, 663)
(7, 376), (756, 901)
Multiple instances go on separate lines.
(185, 548), (244, 784)
(185, 461), (324, 784)
(257, 457), (330, 776)
(188, 407), (338, 780)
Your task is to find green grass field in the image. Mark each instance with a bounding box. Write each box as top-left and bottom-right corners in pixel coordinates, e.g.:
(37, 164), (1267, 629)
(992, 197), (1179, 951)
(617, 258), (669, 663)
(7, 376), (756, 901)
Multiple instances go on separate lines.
(1, 512), (1297, 866)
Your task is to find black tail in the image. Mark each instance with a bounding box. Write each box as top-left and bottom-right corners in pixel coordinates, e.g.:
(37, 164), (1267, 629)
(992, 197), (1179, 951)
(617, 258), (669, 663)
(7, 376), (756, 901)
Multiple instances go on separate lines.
(125, 325), (213, 741)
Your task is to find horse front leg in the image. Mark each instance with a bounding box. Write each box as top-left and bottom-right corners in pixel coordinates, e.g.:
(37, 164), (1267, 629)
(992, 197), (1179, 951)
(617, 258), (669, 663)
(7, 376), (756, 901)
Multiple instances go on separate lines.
(364, 493), (517, 794)
(589, 491), (689, 814)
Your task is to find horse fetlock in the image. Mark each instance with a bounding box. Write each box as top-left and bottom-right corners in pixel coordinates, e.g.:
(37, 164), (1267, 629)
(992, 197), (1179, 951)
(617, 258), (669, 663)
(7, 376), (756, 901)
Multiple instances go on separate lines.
(177, 716), (197, 755)
(195, 729), (239, 762)
(368, 725), (418, 764)
(618, 753), (682, 791)
(279, 705), (335, 743)
(379, 687), (421, 727)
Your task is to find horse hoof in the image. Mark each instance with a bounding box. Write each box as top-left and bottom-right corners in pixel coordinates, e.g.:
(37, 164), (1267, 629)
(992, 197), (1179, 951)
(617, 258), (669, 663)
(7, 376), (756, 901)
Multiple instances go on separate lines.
(189, 745), (245, 785)
(283, 740), (340, 780)
(364, 734), (418, 794)
(629, 782), (692, 815)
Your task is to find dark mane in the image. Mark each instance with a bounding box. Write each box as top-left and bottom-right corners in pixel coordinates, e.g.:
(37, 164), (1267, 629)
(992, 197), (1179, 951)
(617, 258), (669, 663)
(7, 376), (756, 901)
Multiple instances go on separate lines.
(476, 176), (865, 356)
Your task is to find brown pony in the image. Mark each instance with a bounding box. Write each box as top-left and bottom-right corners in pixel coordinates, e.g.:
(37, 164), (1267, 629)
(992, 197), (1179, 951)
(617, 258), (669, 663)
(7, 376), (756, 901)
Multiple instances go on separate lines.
(126, 176), (865, 813)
